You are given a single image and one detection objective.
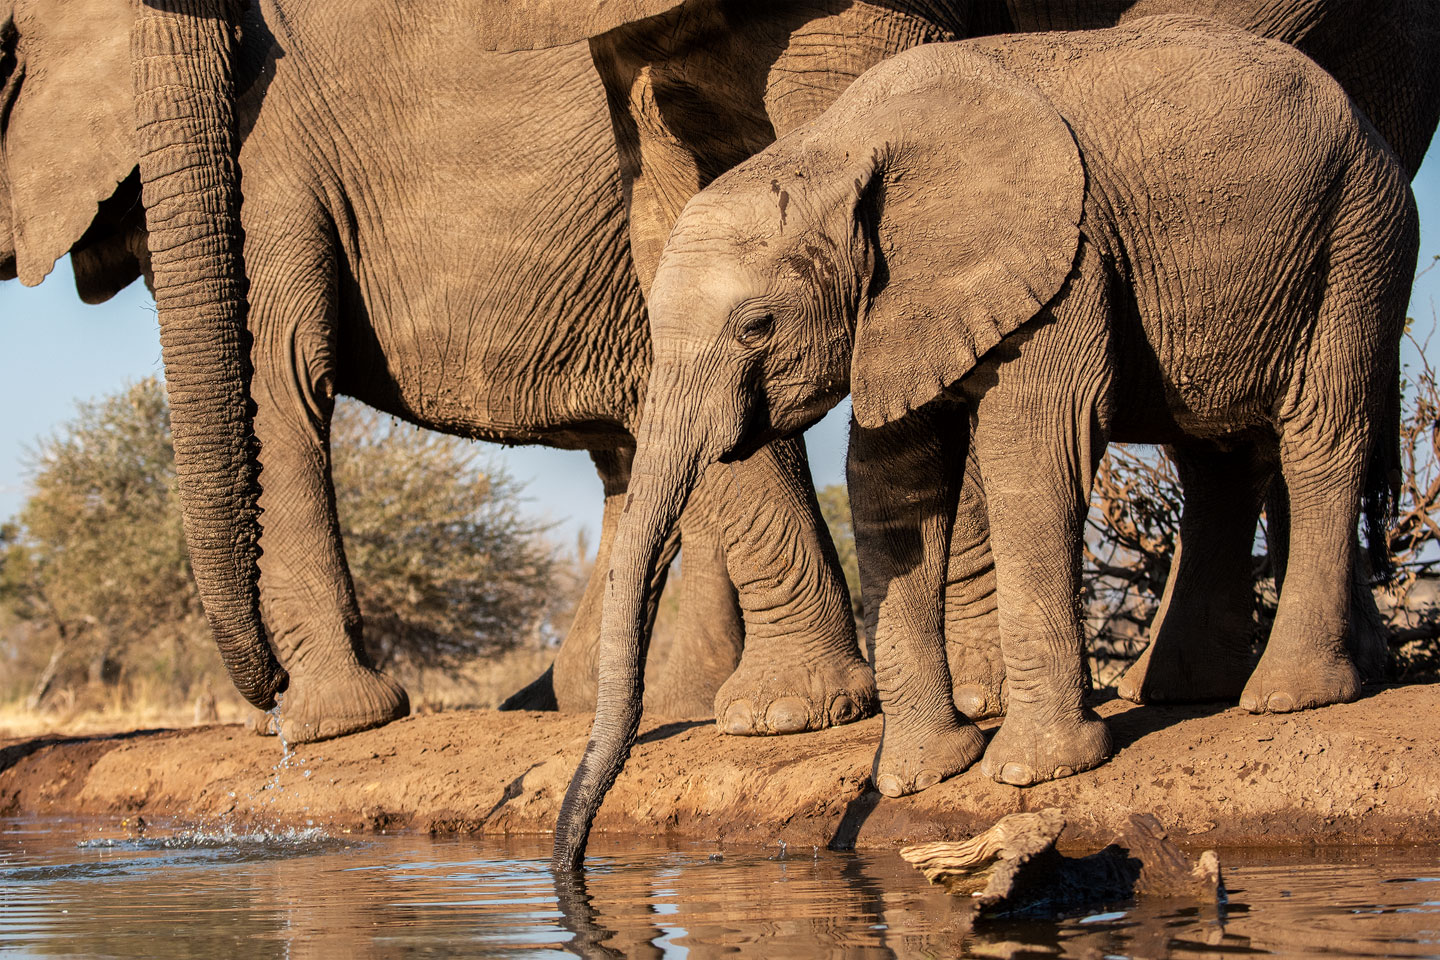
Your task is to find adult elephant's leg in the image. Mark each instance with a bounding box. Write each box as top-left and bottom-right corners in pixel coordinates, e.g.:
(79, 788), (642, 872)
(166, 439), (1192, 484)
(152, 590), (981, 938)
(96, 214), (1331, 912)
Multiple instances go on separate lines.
(944, 436), (1006, 720)
(1116, 441), (1269, 704)
(247, 228), (407, 743)
(644, 482), (744, 718)
(706, 437), (878, 736)
(850, 408), (984, 797)
(503, 449), (627, 712)
(545, 448), (682, 713)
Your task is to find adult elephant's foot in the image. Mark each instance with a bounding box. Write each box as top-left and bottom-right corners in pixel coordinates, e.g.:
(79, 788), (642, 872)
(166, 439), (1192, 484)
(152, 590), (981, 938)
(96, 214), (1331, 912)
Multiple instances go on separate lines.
(1116, 637), (1253, 705)
(1238, 653), (1359, 714)
(645, 656), (735, 720)
(274, 660), (410, 743)
(872, 715), (985, 798)
(979, 709), (1111, 787)
(715, 654), (876, 736)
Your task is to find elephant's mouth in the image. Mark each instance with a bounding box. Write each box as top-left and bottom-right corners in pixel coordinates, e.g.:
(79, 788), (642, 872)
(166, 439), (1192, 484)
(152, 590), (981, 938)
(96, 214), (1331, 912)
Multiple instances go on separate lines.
(717, 403), (829, 464)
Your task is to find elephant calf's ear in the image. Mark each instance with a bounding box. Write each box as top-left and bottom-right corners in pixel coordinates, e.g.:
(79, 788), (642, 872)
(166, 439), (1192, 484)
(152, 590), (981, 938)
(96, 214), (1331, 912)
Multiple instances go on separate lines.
(848, 56), (1085, 429)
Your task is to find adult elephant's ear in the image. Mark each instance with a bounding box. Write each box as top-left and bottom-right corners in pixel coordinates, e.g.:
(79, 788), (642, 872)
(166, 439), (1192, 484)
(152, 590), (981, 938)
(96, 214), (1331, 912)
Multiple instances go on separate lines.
(0, 0), (138, 292)
(477, 0), (688, 51)
(848, 50), (1085, 429)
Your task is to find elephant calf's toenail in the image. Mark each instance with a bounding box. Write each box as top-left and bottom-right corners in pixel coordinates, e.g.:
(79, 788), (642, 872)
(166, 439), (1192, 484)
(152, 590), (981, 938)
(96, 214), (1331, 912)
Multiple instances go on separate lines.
(1052, 765), (1075, 779)
(1000, 762), (1036, 786)
(875, 774), (906, 798)
(766, 698), (809, 734)
(829, 694), (859, 725)
(952, 685), (988, 719)
(1267, 692), (1296, 713)
(914, 770), (942, 791)
(722, 702), (756, 736)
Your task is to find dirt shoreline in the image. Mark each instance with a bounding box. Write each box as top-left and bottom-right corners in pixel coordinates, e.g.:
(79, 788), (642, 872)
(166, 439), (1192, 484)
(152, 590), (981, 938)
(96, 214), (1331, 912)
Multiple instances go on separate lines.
(3, 684), (1437, 850)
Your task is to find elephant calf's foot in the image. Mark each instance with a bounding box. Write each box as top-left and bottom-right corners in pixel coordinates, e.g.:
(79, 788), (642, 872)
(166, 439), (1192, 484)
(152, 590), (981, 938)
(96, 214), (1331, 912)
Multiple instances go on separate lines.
(1238, 654), (1360, 714)
(715, 654), (876, 736)
(979, 709), (1111, 787)
(277, 661), (410, 743)
(952, 677), (1006, 721)
(873, 716), (985, 798)
(1116, 639), (1252, 705)
(947, 630), (1007, 720)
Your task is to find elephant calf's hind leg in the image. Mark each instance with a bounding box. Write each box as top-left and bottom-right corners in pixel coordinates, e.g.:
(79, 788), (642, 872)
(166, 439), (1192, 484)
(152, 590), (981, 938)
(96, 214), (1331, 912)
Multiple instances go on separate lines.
(1117, 441), (1269, 705)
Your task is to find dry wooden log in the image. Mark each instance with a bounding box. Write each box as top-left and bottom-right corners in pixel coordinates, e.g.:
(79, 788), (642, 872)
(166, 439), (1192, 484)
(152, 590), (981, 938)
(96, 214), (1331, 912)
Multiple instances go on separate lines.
(900, 808), (1223, 921)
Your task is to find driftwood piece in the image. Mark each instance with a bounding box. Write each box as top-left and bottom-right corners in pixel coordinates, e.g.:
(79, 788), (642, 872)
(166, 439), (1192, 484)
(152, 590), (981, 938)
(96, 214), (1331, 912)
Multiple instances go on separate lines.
(900, 808), (1223, 921)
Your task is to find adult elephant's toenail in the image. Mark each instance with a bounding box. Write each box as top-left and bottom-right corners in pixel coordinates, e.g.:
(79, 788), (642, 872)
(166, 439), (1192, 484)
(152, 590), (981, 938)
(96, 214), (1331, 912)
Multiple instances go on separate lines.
(914, 770), (942, 791)
(766, 698), (809, 734)
(875, 773), (906, 798)
(1266, 692), (1296, 713)
(1000, 762), (1036, 786)
(722, 701), (756, 736)
(1052, 765), (1075, 779)
(829, 694), (859, 725)
(1239, 693), (1262, 714)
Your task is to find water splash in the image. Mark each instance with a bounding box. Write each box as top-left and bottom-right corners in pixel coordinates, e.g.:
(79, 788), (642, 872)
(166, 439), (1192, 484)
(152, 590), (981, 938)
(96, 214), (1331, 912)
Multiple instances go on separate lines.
(257, 691), (304, 808)
(78, 824), (337, 851)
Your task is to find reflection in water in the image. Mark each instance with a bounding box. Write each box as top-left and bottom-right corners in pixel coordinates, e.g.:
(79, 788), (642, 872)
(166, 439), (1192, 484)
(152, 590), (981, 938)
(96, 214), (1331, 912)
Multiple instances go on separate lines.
(1, 819), (1438, 958)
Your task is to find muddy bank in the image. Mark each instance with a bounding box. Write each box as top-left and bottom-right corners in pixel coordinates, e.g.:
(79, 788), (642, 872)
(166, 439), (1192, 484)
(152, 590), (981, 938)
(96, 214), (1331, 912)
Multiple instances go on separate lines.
(2, 684), (1436, 849)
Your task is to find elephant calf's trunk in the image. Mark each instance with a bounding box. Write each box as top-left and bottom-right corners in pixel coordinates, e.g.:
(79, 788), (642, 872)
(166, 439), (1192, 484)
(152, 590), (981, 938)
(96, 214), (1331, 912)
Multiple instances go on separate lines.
(552, 448), (699, 870)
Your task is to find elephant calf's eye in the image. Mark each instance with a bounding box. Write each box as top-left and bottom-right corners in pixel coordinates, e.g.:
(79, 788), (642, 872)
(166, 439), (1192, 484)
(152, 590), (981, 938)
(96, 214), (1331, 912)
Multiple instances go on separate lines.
(736, 313), (775, 347)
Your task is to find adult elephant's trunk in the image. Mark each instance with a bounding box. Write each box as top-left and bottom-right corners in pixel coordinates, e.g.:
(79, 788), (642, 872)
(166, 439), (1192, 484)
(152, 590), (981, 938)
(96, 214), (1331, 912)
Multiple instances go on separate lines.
(552, 403), (710, 870)
(132, 0), (286, 709)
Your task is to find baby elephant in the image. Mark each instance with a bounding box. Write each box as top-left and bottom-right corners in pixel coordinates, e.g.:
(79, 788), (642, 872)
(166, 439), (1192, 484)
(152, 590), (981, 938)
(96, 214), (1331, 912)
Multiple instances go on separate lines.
(549, 16), (1416, 865)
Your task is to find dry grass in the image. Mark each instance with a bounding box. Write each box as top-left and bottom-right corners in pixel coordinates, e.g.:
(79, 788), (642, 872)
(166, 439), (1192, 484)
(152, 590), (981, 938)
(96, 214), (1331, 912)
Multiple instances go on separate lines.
(0, 645), (564, 743)
(0, 691), (251, 741)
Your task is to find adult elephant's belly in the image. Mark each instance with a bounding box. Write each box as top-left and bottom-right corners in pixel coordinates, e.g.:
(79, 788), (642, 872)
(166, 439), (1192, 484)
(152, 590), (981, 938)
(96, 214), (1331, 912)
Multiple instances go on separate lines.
(334, 288), (646, 451)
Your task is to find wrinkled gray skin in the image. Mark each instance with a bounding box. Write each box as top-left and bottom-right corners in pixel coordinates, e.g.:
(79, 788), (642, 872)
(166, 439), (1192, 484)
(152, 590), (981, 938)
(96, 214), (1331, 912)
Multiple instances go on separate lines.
(551, 18), (1418, 867)
(8, 0), (876, 741)
(485, 0), (1440, 728)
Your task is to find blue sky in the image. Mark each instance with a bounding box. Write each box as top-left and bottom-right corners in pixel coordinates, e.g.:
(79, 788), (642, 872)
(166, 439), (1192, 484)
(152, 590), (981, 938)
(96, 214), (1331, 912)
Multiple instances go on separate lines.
(3, 152), (1439, 548)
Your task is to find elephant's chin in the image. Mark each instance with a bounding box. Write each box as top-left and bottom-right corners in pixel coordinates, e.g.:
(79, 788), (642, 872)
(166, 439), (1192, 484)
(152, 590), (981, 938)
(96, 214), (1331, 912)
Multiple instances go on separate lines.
(717, 408), (832, 464)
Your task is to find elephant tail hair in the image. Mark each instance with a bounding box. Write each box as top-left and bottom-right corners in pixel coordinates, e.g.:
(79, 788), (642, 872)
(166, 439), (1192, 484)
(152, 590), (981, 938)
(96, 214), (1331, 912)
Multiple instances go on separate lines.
(1362, 375), (1401, 585)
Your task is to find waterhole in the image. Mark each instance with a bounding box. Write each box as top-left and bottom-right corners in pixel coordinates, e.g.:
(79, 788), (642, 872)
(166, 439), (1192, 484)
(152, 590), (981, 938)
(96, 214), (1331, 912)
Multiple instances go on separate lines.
(2, 818), (1437, 958)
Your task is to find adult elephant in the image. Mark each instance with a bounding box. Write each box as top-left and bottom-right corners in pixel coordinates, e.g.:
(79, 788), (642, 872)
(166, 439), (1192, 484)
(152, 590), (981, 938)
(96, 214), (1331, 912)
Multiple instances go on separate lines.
(485, 0), (1440, 726)
(3, 0), (875, 741)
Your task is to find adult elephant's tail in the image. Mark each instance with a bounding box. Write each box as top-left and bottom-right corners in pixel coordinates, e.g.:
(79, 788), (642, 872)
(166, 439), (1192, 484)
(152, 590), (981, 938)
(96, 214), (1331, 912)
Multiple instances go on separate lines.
(132, 0), (286, 709)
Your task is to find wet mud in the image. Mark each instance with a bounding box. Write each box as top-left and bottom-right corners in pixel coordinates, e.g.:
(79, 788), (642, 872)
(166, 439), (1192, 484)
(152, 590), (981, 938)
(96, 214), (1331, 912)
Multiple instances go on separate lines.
(1, 684), (1436, 848)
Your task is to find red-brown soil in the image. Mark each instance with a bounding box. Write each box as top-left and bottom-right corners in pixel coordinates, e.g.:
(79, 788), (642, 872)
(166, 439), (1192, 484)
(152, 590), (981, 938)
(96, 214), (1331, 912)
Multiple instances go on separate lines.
(2, 684), (1436, 849)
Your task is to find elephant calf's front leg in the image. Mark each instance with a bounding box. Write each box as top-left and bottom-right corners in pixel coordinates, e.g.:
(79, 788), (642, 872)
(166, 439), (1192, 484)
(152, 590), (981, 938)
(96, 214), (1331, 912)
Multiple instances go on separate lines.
(850, 410), (985, 797)
(968, 255), (1114, 787)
